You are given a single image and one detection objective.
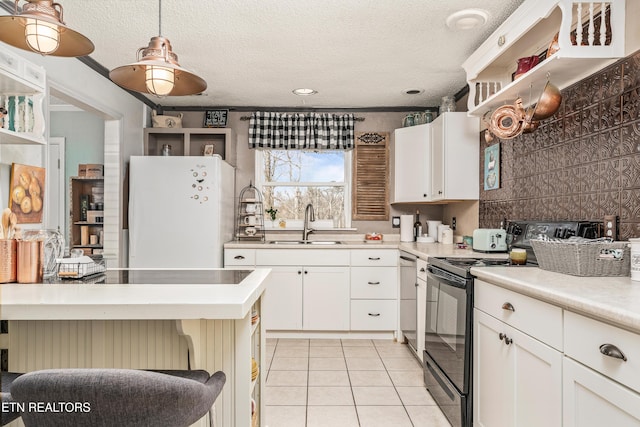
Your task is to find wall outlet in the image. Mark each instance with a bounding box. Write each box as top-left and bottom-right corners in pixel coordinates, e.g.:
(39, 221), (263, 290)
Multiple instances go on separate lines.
(392, 216), (400, 228)
(0, 321), (7, 334)
(452, 217), (457, 231)
(603, 215), (618, 240)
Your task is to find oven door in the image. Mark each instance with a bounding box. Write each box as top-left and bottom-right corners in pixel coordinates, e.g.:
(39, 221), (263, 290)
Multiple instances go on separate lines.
(425, 265), (472, 394)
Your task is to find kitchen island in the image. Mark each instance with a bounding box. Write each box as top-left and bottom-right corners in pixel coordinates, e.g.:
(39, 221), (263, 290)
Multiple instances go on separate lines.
(0, 268), (270, 427)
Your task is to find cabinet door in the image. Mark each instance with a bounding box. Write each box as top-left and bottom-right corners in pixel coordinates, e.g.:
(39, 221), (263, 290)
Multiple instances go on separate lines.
(431, 112), (479, 201)
(474, 309), (514, 427)
(474, 309), (562, 427)
(261, 266), (303, 330)
(415, 278), (426, 362)
(392, 125), (431, 203)
(303, 266), (350, 331)
(431, 117), (444, 201)
(563, 357), (640, 427)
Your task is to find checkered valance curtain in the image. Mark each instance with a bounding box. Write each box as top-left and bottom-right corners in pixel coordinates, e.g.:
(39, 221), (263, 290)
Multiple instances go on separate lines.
(248, 111), (355, 149)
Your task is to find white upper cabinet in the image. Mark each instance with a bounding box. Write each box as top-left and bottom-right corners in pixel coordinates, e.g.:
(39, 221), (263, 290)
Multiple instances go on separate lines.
(430, 112), (479, 201)
(0, 44), (46, 145)
(392, 124), (431, 203)
(463, 0), (626, 116)
(392, 113), (479, 204)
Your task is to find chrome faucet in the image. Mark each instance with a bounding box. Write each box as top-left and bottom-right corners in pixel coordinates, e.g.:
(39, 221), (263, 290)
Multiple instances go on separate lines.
(302, 203), (315, 241)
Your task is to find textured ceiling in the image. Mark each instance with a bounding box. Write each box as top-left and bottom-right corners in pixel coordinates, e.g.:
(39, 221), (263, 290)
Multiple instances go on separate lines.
(20, 0), (526, 109)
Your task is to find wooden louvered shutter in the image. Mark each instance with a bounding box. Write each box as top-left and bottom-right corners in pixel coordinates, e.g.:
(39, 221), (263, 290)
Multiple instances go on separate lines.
(352, 132), (389, 221)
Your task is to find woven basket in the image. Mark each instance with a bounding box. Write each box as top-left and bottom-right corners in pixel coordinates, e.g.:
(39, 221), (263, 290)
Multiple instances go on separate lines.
(530, 240), (630, 277)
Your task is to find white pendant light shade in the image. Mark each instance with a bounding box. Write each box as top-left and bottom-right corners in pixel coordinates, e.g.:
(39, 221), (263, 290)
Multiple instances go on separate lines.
(145, 65), (175, 96)
(109, 36), (207, 97)
(0, 0), (94, 57)
(25, 18), (60, 54)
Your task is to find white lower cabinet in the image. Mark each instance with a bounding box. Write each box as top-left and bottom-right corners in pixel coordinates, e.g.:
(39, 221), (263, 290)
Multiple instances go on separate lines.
(350, 249), (398, 331)
(260, 265), (349, 331)
(474, 309), (562, 427)
(474, 279), (562, 427)
(261, 266), (304, 330)
(303, 266), (350, 330)
(563, 357), (640, 427)
(563, 311), (640, 426)
(350, 299), (397, 331)
(227, 247), (398, 333)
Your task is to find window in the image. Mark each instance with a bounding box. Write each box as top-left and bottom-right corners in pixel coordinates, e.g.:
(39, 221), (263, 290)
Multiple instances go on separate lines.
(255, 149), (351, 229)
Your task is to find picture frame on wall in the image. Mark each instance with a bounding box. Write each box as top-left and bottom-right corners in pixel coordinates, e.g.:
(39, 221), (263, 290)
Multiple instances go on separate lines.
(203, 110), (228, 128)
(484, 143), (500, 191)
(9, 163), (45, 223)
(203, 144), (215, 156)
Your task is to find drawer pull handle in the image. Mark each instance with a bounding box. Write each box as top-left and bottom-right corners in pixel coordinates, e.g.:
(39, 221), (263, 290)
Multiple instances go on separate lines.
(368, 281), (380, 285)
(498, 333), (512, 345)
(368, 257), (381, 261)
(234, 255), (245, 260)
(368, 313), (381, 317)
(502, 302), (515, 312)
(599, 344), (627, 361)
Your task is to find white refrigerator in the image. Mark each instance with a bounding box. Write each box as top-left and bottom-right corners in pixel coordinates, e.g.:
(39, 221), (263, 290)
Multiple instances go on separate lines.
(128, 155), (235, 268)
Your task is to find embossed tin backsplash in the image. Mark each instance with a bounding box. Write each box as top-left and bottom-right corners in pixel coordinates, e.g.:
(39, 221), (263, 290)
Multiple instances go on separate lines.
(479, 49), (640, 240)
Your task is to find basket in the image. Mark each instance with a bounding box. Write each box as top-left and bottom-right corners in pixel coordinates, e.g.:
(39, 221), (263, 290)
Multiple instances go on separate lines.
(57, 257), (106, 279)
(530, 239), (630, 277)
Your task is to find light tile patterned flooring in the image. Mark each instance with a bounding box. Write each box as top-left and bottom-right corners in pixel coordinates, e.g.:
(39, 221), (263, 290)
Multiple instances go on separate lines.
(264, 338), (451, 427)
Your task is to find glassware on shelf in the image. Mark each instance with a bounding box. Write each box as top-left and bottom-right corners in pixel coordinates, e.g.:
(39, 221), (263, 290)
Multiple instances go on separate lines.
(440, 96), (456, 113)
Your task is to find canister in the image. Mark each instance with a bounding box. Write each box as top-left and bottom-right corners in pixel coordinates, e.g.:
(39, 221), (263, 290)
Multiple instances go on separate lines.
(0, 239), (17, 283)
(17, 240), (43, 283)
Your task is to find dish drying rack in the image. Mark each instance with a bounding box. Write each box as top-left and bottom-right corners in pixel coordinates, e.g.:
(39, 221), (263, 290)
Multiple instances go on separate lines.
(56, 257), (106, 279)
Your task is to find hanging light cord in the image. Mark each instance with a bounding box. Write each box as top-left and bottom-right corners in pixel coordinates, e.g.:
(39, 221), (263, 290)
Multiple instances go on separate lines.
(158, 0), (162, 36)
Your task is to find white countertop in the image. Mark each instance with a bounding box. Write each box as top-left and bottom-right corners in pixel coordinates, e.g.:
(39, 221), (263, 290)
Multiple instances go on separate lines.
(0, 268), (270, 321)
(472, 267), (640, 334)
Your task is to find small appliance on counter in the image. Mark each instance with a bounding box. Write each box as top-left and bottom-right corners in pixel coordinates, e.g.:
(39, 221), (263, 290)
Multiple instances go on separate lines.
(472, 228), (507, 252)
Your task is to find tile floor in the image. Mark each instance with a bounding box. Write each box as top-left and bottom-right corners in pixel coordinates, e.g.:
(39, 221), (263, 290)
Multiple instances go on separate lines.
(263, 338), (451, 427)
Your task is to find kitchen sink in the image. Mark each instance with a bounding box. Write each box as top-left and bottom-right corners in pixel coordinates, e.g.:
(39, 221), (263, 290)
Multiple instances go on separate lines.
(268, 240), (342, 245)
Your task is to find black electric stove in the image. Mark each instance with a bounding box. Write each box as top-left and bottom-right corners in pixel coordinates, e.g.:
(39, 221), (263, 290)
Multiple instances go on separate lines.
(423, 219), (602, 427)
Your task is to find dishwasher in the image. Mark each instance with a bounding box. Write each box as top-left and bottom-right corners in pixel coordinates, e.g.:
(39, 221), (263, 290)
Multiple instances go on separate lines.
(399, 251), (418, 353)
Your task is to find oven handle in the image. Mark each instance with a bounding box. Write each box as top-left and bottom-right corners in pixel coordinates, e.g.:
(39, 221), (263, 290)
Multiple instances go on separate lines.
(427, 266), (468, 288)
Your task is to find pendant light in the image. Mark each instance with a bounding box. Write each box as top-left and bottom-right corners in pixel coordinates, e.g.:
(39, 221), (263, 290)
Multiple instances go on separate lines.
(109, 0), (206, 97)
(0, 0), (94, 57)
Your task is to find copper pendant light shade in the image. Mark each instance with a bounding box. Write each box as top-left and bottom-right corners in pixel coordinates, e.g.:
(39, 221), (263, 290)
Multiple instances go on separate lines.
(0, 0), (94, 57)
(109, 36), (207, 97)
(109, 0), (207, 97)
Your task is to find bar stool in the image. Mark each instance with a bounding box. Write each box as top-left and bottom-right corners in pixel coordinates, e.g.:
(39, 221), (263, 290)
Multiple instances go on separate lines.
(11, 368), (225, 427)
(1, 372), (23, 426)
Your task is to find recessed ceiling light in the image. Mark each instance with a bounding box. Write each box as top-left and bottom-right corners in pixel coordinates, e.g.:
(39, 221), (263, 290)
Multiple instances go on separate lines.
(293, 88), (318, 96)
(446, 9), (489, 31)
(403, 88), (424, 95)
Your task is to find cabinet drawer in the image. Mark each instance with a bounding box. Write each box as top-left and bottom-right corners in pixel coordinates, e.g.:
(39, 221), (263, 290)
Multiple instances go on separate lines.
(350, 300), (397, 331)
(351, 267), (397, 299)
(256, 249), (348, 266)
(0, 45), (21, 76)
(417, 259), (427, 281)
(224, 249), (255, 266)
(565, 311), (640, 393)
(351, 249), (397, 266)
(22, 61), (46, 89)
(475, 280), (562, 350)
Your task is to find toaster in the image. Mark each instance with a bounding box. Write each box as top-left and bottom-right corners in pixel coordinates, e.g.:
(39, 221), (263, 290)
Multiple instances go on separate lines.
(472, 228), (508, 252)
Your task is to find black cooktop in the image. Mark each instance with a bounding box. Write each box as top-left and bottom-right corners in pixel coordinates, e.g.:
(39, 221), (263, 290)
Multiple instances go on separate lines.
(429, 256), (536, 278)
